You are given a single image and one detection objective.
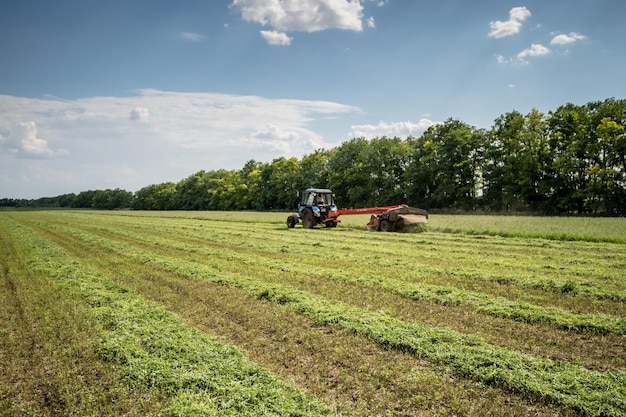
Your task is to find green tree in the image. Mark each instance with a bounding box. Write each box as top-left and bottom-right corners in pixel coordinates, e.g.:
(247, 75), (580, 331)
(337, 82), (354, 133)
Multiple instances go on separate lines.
(546, 103), (593, 213)
(90, 188), (132, 209)
(173, 171), (211, 210)
(547, 99), (626, 214)
(593, 116), (626, 214)
(72, 190), (97, 208)
(484, 110), (551, 212)
(366, 137), (412, 206)
(406, 119), (483, 210)
(256, 157), (299, 210)
(206, 169), (239, 210)
(238, 160), (264, 210)
(133, 182), (176, 210)
(296, 149), (334, 192)
(327, 138), (371, 208)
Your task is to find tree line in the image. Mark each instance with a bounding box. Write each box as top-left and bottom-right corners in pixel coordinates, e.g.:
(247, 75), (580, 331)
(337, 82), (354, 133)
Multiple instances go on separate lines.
(1, 189), (133, 210)
(8, 98), (625, 215)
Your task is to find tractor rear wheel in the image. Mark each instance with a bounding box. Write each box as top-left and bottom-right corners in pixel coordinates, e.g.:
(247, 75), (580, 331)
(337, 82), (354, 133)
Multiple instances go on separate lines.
(301, 209), (314, 229)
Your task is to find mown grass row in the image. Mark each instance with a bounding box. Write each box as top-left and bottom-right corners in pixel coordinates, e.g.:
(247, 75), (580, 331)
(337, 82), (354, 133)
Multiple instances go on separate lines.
(122, 214), (626, 303)
(71, 211), (626, 313)
(46, 214), (626, 372)
(71, 212), (626, 307)
(26, 218), (571, 416)
(63, 216), (626, 337)
(103, 210), (626, 243)
(31, 214), (626, 416)
(0, 221), (167, 416)
(0, 216), (336, 416)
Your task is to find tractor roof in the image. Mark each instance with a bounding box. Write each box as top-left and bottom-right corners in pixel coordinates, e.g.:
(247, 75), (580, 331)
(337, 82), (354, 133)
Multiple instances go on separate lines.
(304, 188), (333, 194)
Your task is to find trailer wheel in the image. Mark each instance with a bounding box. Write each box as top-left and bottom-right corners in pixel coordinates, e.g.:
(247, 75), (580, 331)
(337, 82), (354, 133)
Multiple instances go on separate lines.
(379, 219), (393, 232)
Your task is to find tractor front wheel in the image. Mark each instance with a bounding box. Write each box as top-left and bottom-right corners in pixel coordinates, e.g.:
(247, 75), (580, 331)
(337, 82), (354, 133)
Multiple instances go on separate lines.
(286, 215), (297, 228)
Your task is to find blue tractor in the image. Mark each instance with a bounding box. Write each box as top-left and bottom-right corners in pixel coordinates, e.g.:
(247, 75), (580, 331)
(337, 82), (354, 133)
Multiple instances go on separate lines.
(286, 188), (340, 229)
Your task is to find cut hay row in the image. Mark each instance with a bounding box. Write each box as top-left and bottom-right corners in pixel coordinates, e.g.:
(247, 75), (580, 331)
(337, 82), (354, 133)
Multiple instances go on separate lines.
(13, 212), (625, 416)
(2, 210), (625, 416)
(100, 209), (626, 244)
(0, 214), (334, 417)
(33, 213), (626, 370)
(69, 212), (626, 306)
(56, 215), (626, 336)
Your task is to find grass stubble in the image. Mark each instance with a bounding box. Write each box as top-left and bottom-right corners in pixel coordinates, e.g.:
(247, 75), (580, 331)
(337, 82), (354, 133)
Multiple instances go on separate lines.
(1, 210), (625, 416)
(0, 220), (167, 416)
(71, 213), (625, 371)
(1, 215), (334, 417)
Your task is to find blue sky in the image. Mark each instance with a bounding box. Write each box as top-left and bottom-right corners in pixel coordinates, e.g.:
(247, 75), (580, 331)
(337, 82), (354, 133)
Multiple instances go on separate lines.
(1, 0), (624, 199)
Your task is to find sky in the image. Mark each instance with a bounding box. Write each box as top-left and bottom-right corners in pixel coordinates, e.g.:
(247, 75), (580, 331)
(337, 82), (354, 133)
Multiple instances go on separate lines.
(1, 0), (624, 199)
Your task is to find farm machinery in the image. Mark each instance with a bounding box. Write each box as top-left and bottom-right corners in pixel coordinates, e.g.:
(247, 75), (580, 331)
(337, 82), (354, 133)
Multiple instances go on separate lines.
(286, 188), (428, 232)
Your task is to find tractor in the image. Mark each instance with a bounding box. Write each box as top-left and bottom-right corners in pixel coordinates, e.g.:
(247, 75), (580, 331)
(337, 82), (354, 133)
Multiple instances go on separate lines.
(286, 188), (339, 229)
(286, 188), (428, 232)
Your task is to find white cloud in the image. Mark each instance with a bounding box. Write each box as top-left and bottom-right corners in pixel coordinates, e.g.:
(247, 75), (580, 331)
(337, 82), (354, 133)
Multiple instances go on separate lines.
(551, 32), (587, 45)
(231, 0), (365, 44)
(1, 121), (66, 159)
(366, 16), (375, 29)
(495, 43), (551, 65)
(241, 122), (326, 153)
(130, 107), (150, 121)
(495, 54), (508, 64)
(260, 30), (293, 45)
(516, 43), (550, 63)
(488, 6), (531, 39)
(0, 90), (360, 197)
(179, 32), (207, 42)
(348, 119), (437, 139)
(232, 0), (364, 32)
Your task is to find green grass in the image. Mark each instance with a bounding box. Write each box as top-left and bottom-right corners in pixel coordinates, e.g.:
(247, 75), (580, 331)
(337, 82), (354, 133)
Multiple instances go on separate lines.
(427, 214), (626, 243)
(96, 209), (626, 243)
(2, 210), (625, 416)
(0, 220), (167, 416)
(0, 215), (335, 416)
(46, 219), (623, 416)
(65, 216), (626, 335)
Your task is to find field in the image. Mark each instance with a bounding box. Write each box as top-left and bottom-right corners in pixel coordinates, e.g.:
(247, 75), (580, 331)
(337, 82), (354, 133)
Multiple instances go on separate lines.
(0, 210), (624, 416)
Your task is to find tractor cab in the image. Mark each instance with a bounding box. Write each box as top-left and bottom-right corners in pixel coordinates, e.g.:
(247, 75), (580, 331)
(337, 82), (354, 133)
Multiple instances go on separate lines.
(301, 188), (335, 208)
